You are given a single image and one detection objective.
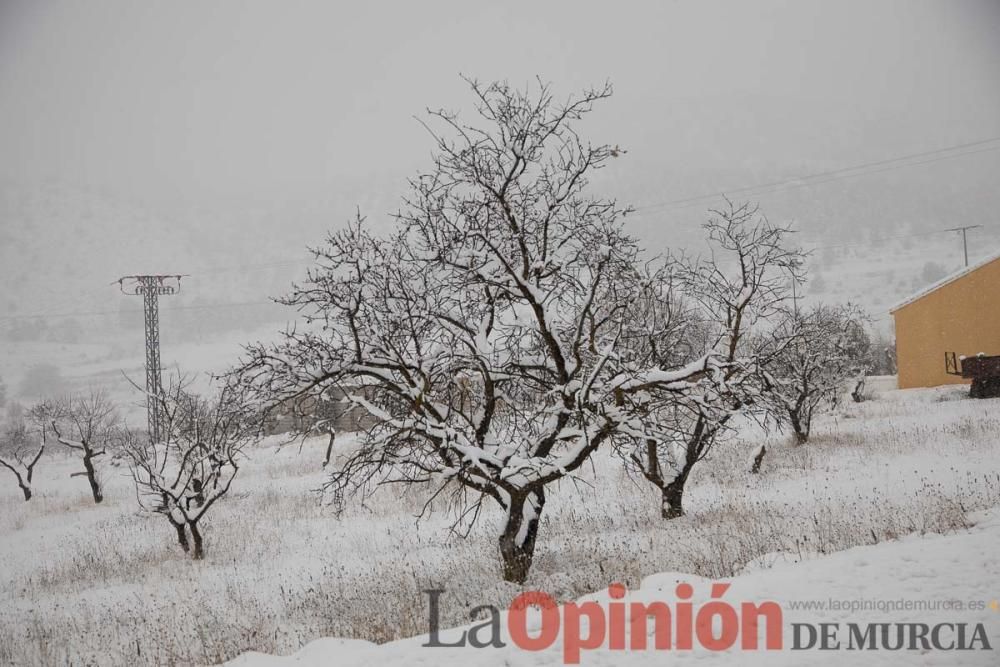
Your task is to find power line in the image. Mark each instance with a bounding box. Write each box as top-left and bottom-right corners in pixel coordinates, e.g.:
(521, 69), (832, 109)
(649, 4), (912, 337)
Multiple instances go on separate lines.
(194, 257), (312, 276)
(804, 229), (959, 252)
(0, 300), (277, 323)
(4, 221), (994, 325)
(104, 137), (1000, 281)
(79, 137), (1000, 283)
(630, 136), (1000, 216)
(6, 137), (999, 326)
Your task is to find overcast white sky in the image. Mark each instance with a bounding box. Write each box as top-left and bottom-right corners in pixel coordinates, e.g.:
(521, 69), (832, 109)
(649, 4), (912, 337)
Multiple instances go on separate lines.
(2, 0), (998, 201)
(1, 0), (1000, 325)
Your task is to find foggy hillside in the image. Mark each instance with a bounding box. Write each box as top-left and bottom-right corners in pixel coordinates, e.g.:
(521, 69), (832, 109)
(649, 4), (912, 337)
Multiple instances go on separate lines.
(3, 0), (999, 345)
(3, 152), (998, 344)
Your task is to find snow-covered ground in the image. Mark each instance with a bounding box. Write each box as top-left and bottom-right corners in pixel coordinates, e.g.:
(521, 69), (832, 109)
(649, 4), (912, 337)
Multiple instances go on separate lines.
(0, 327), (283, 425)
(1, 383), (998, 665)
(228, 506), (1000, 666)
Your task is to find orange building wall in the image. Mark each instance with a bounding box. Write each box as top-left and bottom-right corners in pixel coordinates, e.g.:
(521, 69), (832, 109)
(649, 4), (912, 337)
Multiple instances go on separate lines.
(892, 256), (1000, 389)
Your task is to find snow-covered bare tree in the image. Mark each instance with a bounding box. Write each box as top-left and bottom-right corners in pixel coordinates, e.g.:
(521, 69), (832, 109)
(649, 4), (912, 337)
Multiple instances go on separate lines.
(51, 390), (120, 503)
(618, 201), (803, 518)
(121, 376), (259, 559)
(846, 324), (878, 402)
(27, 398), (59, 451)
(0, 418), (45, 501)
(868, 331), (897, 377)
(763, 303), (870, 444)
(292, 395), (342, 468)
(231, 79), (737, 583)
(0, 399), (63, 501)
(314, 398), (350, 468)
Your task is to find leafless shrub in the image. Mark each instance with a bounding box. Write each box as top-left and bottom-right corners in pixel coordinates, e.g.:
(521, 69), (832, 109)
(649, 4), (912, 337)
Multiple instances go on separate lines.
(762, 303), (870, 444)
(51, 390), (120, 503)
(0, 419), (44, 500)
(121, 376), (260, 559)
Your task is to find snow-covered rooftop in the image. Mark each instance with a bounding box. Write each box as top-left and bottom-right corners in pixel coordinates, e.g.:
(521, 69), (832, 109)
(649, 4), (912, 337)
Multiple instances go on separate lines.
(889, 249), (1000, 314)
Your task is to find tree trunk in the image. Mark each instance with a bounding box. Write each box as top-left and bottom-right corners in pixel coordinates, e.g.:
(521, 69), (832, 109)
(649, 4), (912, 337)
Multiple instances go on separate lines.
(82, 450), (103, 503)
(660, 430), (703, 520)
(173, 521), (190, 552)
(2, 463), (33, 501)
(498, 490), (544, 584)
(189, 522), (204, 560)
(788, 410), (809, 444)
(661, 480), (685, 519)
(851, 378), (866, 403)
(323, 431), (335, 468)
(750, 444), (767, 474)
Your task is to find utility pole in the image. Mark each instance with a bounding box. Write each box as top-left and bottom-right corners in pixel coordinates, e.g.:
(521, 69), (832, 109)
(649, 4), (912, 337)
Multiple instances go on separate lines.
(790, 256), (803, 318)
(117, 275), (183, 443)
(791, 275), (799, 316)
(944, 225), (982, 267)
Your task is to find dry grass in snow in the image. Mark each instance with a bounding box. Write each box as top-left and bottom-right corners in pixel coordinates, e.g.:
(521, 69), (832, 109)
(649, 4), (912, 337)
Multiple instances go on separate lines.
(0, 384), (998, 665)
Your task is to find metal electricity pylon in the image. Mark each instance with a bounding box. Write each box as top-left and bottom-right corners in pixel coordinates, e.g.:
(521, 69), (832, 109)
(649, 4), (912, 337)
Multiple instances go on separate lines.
(117, 275), (184, 443)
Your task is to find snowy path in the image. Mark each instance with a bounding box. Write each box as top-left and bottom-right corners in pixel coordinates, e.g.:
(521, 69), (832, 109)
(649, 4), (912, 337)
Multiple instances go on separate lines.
(228, 507), (1000, 666)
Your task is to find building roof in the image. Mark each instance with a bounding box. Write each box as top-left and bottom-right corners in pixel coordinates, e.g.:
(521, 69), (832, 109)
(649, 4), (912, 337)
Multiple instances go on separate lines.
(890, 250), (1000, 314)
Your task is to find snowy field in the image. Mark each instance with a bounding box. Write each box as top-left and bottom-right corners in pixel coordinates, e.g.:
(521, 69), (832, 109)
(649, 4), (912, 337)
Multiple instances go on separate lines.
(229, 507), (1000, 666)
(1, 382), (999, 665)
(1, 332), (276, 427)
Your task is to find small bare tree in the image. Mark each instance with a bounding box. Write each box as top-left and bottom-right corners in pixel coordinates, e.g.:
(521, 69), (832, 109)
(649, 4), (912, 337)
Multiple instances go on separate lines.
(618, 201), (803, 518)
(51, 391), (120, 503)
(763, 303), (870, 444)
(122, 377), (258, 559)
(0, 419), (45, 500)
(292, 395), (341, 468)
(27, 399), (59, 443)
(314, 399), (340, 468)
